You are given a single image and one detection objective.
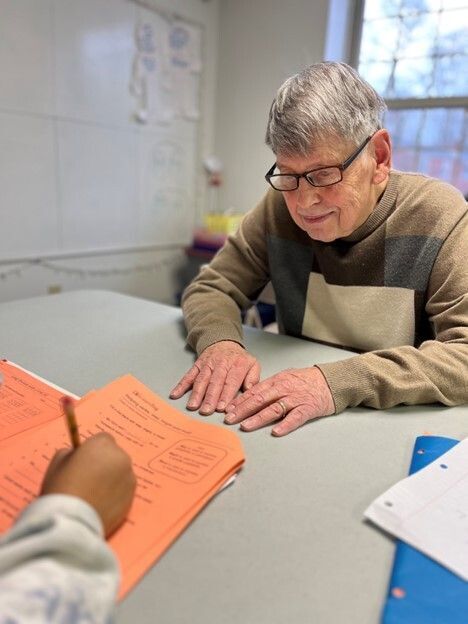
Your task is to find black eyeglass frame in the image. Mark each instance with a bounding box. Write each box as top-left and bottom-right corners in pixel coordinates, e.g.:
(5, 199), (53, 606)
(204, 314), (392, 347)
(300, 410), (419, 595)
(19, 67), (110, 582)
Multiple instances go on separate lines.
(265, 135), (373, 191)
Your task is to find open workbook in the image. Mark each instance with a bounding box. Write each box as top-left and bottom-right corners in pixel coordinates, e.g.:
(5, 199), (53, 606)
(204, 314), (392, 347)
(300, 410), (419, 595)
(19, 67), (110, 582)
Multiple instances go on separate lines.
(0, 359), (245, 598)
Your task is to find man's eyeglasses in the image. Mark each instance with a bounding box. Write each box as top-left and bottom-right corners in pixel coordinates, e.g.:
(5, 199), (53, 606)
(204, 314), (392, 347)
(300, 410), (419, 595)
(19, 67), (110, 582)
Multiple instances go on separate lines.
(265, 135), (372, 191)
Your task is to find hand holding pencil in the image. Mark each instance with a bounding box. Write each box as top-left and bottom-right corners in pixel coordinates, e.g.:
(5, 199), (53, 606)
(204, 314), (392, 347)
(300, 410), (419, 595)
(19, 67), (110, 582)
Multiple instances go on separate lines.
(41, 422), (137, 537)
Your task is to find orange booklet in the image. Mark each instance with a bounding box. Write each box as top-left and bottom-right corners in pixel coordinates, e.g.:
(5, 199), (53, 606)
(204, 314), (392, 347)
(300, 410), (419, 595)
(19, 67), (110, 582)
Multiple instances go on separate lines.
(0, 360), (245, 598)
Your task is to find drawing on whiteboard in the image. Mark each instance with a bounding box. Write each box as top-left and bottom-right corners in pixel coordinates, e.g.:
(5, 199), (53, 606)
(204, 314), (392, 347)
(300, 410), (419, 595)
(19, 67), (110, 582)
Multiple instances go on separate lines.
(139, 138), (193, 242)
(130, 15), (202, 124)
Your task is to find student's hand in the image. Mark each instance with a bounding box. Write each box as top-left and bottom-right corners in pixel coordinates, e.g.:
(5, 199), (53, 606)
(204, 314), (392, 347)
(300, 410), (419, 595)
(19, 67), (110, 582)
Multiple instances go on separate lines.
(170, 340), (261, 415)
(224, 366), (335, 436)
(41, 433), (136, 537)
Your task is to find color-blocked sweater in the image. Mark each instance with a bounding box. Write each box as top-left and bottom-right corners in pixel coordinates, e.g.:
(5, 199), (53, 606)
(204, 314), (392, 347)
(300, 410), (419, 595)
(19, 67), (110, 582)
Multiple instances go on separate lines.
(182, 171), (468, 413)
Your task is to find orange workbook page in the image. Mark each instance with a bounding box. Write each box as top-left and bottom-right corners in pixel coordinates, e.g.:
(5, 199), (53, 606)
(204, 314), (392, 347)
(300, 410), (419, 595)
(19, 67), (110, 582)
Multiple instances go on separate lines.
(0, 374), (245, 598)
(0, 359), (77, 443)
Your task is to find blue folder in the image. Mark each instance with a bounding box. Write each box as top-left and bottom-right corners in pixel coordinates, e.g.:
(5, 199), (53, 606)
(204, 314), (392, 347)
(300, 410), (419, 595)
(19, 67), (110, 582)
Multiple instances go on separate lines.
(381, 435), (468, 623)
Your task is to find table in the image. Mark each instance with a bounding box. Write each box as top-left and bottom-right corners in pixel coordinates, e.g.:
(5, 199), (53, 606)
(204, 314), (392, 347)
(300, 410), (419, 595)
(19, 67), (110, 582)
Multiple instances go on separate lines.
(1, 290), (466, 623)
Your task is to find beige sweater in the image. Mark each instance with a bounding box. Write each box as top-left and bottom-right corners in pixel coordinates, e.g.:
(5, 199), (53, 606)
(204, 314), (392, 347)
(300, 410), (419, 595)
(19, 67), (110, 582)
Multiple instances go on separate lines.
(182, 171), (468, 414)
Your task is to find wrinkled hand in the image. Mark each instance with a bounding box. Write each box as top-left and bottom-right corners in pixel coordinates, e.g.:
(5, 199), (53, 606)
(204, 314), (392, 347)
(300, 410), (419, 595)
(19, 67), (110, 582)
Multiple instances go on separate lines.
(41, 433), (136, 537)
(170, 340), (261, 415)
(224, 366), (335, 436)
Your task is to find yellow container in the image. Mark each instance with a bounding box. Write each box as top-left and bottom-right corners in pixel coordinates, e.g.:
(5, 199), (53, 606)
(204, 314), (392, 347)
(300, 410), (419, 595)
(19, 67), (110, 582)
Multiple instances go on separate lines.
(203, 213), (243, 235)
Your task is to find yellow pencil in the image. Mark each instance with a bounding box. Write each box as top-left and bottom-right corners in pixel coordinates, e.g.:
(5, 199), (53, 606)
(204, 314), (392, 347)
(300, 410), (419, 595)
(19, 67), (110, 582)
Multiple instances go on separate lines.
(62, 396), (81, 448)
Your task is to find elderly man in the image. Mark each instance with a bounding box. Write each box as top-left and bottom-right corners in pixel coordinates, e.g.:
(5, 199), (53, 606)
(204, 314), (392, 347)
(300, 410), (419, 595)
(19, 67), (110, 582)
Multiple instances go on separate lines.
(170, 61), (468, 436)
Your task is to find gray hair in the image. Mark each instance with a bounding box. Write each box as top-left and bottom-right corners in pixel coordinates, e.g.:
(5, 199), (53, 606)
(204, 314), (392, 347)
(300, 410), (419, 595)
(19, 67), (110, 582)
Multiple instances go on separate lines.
(265, 62), (386, 156)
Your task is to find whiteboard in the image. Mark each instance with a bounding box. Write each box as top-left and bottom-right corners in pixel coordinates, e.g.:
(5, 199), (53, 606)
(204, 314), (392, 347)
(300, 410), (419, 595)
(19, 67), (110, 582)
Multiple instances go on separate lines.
(0, 0), (202, 261)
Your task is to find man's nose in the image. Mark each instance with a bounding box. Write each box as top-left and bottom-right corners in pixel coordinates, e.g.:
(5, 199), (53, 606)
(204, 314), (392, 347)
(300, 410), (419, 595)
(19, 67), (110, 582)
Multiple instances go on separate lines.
(297, 177), (321, 204)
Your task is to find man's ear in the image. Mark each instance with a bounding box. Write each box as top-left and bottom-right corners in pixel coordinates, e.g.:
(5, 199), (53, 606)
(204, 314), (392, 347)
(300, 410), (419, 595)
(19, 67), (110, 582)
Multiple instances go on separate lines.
(371, 129), (392, 185)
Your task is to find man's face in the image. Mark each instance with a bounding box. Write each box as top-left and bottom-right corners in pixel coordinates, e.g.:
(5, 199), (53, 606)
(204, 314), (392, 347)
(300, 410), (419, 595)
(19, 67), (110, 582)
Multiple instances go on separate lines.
(276, 140), (378, 242)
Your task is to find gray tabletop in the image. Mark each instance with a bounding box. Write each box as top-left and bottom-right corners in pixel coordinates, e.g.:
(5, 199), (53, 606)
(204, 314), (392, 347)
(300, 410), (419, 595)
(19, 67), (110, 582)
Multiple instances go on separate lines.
(1, 290), (467, 624)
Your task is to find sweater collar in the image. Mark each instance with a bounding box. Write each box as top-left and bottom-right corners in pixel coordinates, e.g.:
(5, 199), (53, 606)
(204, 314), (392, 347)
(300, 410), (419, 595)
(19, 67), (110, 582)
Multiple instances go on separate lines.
(340, 171), (399, 243)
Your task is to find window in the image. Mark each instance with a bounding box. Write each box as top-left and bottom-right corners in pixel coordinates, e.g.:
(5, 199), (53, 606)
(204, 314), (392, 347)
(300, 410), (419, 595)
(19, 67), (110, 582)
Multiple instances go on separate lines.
(354, 0), (467, 194)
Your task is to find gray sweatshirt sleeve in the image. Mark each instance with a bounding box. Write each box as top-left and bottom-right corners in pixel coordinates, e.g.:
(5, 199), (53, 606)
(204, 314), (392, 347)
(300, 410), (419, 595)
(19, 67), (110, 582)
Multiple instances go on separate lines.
(0, 494), (120, 624)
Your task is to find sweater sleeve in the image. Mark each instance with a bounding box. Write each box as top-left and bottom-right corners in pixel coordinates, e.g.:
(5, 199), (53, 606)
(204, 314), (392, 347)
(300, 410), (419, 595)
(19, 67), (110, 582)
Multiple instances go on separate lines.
(182, 196), (271, 355)
(317, 211), (468, 413)
(0, 494), (119, 624)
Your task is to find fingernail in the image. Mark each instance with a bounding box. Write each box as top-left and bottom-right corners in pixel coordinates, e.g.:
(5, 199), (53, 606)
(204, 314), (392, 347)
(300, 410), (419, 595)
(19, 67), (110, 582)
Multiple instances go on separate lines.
(245, 383), (252, 389)
(217, 401), (226, 411)
(240, 421), (252, 431)
(224, 412), (235, 424)
(187, 402), (197, 410)
(200, 404), (213, 415)
(226, 404), (235, 412)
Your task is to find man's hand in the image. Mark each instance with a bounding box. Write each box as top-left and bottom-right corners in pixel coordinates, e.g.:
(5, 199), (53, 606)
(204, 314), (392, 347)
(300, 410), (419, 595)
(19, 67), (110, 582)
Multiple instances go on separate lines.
(224, 366), (335, 436)
(41, 433), (136, 537)
(169, 340), (261, 415)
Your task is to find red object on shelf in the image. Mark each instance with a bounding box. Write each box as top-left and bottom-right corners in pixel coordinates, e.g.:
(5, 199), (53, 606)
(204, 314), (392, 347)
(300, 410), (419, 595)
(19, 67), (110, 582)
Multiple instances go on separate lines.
(185, 228), (227, 259)
(184, 246), (217, 261)
(193, 228), (226, 247)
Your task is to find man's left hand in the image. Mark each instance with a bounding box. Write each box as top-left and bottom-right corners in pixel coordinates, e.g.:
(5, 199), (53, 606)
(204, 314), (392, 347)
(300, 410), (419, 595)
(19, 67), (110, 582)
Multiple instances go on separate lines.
(224, 366), (335, 436)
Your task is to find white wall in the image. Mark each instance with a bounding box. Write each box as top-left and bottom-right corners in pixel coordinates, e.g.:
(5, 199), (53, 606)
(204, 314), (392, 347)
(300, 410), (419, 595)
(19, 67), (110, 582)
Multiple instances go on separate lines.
(214, 0), (331, 214)
(0, 248), (188, 304)
(0, 0), (220, 304)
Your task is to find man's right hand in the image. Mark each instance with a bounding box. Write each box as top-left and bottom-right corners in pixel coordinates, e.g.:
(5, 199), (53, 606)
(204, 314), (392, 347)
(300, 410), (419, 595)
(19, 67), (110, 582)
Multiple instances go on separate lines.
(169, 340), (261, 415)
(41, 433), (136, 537)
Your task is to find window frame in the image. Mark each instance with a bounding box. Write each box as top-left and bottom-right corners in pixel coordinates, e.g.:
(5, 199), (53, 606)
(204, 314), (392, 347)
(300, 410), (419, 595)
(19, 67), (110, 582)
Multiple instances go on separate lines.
(350, 1), (466, 134)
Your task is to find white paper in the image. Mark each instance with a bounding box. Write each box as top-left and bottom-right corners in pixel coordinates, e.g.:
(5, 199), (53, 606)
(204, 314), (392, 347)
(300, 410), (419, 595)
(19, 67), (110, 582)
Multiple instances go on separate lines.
(168, 21), (202, 120)
(130, 16), (173, 124)
(364, 437), (468, 581)
(218, 473), (237, 493)
(5, 360), (79, 398)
